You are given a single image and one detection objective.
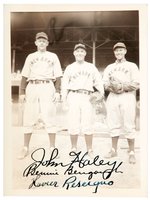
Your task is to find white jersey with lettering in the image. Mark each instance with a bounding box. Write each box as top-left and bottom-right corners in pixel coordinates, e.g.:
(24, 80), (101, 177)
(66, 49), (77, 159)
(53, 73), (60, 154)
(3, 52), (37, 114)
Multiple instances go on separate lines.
(62, 61), (104, 100)
(103, 60), (139, 87)
(21, 51), (62, 81)
(103, 59), (140, 139)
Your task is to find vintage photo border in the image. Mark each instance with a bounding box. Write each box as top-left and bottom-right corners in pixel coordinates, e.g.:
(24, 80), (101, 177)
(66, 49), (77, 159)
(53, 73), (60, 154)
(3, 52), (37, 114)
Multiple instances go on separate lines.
(3, 3), (148, 197)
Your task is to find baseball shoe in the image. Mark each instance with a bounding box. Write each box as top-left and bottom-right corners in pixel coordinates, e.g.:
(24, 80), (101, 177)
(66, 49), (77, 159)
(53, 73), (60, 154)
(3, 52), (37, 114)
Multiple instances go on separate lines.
(69, 147), (77, 157)
(105, 148), (117, 159)
(50, 147), (60, 159)
(129, 151), (136, 164)
(17, 146), (29, 159)
(87, 149), (94, 159)
(69, 147), (77, 155)
(127, 149), (130, 153)
(70, 147), (77, 153)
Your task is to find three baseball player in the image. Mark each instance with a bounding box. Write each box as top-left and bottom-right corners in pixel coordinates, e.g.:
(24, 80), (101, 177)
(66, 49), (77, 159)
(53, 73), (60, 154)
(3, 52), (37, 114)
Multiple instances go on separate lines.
(18, 33), (140, 164)
(103, 42), (140, 164)
(18, 32), (62, 159)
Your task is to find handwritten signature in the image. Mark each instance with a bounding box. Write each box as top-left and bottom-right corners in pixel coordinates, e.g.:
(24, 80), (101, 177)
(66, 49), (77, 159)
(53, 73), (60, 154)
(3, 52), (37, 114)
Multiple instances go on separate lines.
(23, 148), (123, 193)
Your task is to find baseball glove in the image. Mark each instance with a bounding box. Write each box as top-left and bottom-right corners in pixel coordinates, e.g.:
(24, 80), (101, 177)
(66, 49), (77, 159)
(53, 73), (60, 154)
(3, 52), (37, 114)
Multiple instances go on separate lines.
(123, 82), (139, 92)
(89, 91), (104, 105)
(109, 76), (124, 94)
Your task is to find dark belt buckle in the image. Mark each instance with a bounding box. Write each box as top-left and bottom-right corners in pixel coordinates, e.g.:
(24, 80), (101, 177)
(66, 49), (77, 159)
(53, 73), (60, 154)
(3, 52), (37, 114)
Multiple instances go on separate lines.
(36, 80), (49, 84)
(37, 80), (41, 84)
(79, 90), (89, 95)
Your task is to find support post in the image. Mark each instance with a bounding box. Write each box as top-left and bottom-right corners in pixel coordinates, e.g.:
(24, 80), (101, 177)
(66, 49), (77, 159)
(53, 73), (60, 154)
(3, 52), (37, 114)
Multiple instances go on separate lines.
(92, 40), (96, 65)
(12, 49), (16, 73)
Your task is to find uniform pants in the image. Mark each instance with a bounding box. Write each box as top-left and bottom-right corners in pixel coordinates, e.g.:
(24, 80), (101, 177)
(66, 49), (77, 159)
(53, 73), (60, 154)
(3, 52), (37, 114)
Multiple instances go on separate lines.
(106, 92), (136, 139)
(67, 91), (94, 135)
(23, 81), (57, 134)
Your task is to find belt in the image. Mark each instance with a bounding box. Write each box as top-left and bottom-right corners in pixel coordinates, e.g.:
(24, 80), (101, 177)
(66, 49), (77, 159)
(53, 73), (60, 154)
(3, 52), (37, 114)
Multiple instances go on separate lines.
(112, 90), (129, 94)
(29, 80), (51, 84)
(70, 90), (92, 95)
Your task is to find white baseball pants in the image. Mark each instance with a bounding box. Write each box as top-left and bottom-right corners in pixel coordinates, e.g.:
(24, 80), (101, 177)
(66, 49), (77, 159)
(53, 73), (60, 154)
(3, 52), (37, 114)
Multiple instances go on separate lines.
(67, 91), (95, 135)
(106, 92), (137, 139)
(23, 81), (57, 134)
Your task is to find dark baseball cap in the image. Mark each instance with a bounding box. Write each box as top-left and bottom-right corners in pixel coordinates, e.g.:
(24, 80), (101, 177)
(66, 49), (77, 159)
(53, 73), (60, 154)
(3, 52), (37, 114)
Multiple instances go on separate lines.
(113, 42), (126, 50)
(35, 32), (48, 40)
(74, 43), (86, 51)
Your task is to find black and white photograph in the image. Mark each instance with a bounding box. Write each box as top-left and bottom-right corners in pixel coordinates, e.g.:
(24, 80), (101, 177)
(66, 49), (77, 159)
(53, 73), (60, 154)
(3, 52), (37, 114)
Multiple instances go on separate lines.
(3, 4), (148, 197)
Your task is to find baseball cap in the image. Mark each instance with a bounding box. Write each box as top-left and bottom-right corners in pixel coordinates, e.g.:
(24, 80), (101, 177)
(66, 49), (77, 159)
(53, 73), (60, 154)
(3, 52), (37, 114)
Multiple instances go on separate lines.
(74, 43), (86, 51)
(113, 42), (126, 50)
(35, 32), (48, 40)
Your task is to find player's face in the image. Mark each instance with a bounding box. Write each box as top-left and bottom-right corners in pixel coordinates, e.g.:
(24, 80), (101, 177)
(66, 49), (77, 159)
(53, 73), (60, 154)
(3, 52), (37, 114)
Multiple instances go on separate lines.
(114, 48), (127, 60)
(73, 48), (86, 62)
(35, 38), (49, 51)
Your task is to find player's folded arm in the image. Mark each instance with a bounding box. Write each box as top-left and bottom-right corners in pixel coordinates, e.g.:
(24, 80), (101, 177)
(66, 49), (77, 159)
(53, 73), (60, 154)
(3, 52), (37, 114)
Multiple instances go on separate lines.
(20, 76), (28, 95)
(123, 81), (140, 92)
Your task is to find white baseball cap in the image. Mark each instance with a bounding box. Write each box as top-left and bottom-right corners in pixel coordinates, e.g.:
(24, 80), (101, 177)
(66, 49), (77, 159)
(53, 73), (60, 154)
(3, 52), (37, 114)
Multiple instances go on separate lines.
(35, 32), (48, 40)
(74, 43), (86, 51)
(113, 42), (126, 50)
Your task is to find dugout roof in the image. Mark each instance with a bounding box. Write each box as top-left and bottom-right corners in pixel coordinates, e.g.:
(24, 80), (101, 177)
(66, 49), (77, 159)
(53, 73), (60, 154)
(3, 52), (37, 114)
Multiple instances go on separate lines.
(11, 11), (139, 72)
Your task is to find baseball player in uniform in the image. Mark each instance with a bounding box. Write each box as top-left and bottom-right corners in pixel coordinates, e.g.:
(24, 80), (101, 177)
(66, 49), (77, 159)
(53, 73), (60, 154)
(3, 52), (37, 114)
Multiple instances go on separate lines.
(18, 32), (62, 159)
(62, 43), (104, 158)
(103, 42), (140, 164)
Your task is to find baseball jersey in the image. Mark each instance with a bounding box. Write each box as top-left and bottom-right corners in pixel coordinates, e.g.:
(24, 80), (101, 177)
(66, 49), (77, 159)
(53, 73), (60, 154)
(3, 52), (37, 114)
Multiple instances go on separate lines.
(62, 61), (104, 99)
(21, 51), (62, 81)
(103, 59), (140, 89)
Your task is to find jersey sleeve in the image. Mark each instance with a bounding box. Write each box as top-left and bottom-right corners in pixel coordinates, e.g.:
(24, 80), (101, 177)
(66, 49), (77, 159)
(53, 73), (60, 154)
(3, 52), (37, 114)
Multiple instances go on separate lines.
(53, 54), (63, 78)
(92, 66), (104, 96)
(131, 63), (140, 83)
(20, 76), (28, 95)
(54, 77), (61, 93)
(123, 63), (140, 91)
(102, 65), (112, 90)
(21, 55), (31, 78)
(61, 66), (70, 101)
